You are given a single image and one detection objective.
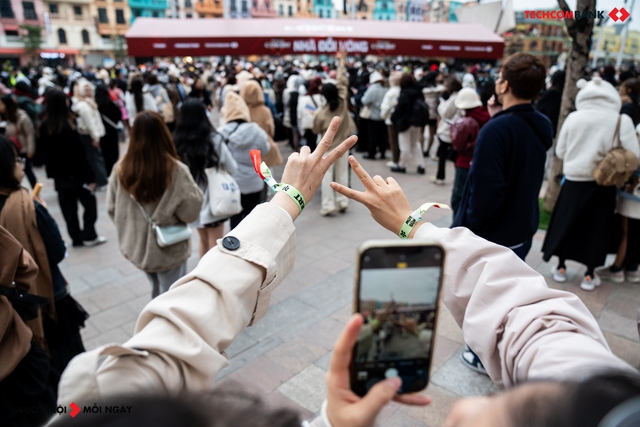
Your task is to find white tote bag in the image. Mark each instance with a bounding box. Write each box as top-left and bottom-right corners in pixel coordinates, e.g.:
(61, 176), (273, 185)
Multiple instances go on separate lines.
(205, 167), (243, 219)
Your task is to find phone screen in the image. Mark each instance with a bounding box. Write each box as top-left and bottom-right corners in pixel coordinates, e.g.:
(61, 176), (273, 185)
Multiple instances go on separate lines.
(351, 244), (443, 396)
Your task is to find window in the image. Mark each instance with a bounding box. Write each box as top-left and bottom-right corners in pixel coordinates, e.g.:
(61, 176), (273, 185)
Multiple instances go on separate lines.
(134, 9), (141, 17)
(252, 0), (256, 8)
(5, 30), (18, 36)
(241, 0), (247, 12)
(287, 4), (292, 15)
(114, 0), (123, 2)
(116, 8), (125, 23)
(81, 29), (90, 44)
(49, 4), (58, 14)
(22, 1), (37, 20)
(58, 28), (67, 44)
(382, 2), (386, 9)
(278, 3), (282, 15)
(73, 5), (81, 15)
(0, 0), (15, 18)
(152, 11), (158, 17)
(186, 12), (192, 17)
(185, 0), (191, 7)
(318, 8), (322, 17)
(98, 7), (108, 22)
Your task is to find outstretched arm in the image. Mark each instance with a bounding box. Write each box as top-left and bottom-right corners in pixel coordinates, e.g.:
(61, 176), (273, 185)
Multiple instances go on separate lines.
(58, 118), (358, 407)
(332, 157), (633, 389)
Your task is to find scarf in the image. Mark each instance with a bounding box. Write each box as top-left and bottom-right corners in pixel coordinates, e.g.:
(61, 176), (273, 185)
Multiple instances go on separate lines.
(0, 187), (55, 350)
(0, 226), (36, 380)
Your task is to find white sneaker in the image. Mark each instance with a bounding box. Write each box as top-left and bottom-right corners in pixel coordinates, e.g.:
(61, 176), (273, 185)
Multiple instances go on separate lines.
(83, 236), (107, 246)
(386, 161), (398, 168)
(594, 266), (624, 284)
(580, 274), (601, 291)
(430, 176), (444, 185)
(550, 265), (567, 283)
(625, 270), (640, 283)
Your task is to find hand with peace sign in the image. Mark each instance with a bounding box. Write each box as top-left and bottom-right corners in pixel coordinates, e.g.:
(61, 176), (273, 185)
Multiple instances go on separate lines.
(271, 116), (357, 221)
(330, 156), (425, 238)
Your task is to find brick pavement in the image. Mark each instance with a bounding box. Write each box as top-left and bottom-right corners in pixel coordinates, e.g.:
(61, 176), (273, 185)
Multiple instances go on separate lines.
(33, 136), (640, 426)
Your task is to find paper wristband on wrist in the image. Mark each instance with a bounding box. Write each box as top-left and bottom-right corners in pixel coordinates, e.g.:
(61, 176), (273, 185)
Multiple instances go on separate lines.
(250, 150), (306, 213)
(398, 203), (450, 239)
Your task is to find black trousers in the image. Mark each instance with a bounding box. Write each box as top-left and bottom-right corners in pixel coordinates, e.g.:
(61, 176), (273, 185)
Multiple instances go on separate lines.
(303, 129), (318, 152)
(57, 185), (98, 245)
(367, 120), (387, 158)
(436, 138), (453, 180)
(230, 191), (264, 229)
(19, 153), (38, 188)
(100, 135), (119, 178)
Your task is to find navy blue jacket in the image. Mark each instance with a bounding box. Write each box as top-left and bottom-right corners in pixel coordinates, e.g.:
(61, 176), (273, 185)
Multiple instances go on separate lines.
(452, 103), (553, 247)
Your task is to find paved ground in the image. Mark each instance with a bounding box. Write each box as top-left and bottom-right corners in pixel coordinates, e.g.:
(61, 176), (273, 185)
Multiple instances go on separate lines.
(36, 132), (640, 426)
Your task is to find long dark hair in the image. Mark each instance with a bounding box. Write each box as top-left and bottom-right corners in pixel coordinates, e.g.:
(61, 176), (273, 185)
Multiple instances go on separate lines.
(95, 84), (112, 111)
(0, 95), (18, 123)
(44, 88), (71, 135)
(322, 83), (339, 111)
(0, 136), (20, 190)
(119, 111), (178, 203)
(130, 77), (144, 114)
(173, 99), (219, 184)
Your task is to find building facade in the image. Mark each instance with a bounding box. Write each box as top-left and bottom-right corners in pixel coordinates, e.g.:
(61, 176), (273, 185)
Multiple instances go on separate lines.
(166, 0), (197, 18)
(251, 0), (276, 17)
(0, 0), (56, 65)
(229, 0), (250, 17)
(313, 0), (332, 18)
(274, 0), (294, 17)
(294, 0), (314, 17)
(372, 0), (394, 20)
(405, 0), (423, 21)
(44, 0), (100, 64)
(510, 11), (570, 67)
(194, 0), (222, 17)
(128, 0), (167, 21)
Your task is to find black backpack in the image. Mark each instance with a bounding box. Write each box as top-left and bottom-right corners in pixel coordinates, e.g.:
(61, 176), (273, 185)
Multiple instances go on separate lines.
(410, 98), (430, 127)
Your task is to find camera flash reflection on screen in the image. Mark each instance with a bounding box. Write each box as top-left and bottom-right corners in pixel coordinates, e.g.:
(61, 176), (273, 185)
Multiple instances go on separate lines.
(397, 262), (408, 269)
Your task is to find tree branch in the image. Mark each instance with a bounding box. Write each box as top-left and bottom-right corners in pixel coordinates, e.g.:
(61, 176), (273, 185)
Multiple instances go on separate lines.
(558, 0), (570, 12)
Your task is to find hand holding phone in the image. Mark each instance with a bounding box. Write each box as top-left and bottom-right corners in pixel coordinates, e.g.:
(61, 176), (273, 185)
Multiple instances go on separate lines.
(325, 314), (431, 427)
(351, 240), (444, 397)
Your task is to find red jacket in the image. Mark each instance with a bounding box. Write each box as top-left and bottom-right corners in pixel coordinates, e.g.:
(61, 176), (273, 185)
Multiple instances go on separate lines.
(450, 106), (490, 169)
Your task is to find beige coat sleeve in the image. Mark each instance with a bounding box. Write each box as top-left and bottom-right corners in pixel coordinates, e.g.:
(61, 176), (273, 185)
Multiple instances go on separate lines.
(414, 224), (633, 389)
(57, 203), (297, 406)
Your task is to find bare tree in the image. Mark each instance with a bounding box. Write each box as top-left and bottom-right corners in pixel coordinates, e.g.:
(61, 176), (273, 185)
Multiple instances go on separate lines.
(542, 0), (596, 211)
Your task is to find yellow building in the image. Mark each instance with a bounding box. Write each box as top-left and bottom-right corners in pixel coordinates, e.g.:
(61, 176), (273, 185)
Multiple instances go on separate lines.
(594, 26), (640, 60)
(294, 0), (315, 17)
(194, 0), (222, 17)
(506, 11), (571, 67)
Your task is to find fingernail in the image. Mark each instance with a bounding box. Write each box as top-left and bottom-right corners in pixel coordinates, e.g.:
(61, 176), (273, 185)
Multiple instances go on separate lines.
(387, 377), (402, 391)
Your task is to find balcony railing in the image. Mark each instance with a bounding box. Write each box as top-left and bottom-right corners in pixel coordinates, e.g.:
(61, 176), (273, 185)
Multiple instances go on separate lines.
(128, 0), (168, 10)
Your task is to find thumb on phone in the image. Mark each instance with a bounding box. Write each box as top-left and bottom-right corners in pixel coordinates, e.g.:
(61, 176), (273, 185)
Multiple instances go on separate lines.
(356, 377), (401, 416)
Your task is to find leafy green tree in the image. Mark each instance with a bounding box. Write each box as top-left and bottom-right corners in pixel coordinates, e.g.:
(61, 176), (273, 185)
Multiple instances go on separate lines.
(111, 33), (128, 63)
(20, 24), (43, 65)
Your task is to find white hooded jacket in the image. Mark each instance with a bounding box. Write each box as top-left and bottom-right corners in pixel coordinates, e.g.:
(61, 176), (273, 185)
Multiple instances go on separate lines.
(556, 77), (640, 181)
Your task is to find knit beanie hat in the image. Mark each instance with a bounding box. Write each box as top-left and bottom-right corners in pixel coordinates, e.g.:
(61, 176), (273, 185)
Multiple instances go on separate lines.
(236, 70), (253, 88)
(222, 91), (251, 123)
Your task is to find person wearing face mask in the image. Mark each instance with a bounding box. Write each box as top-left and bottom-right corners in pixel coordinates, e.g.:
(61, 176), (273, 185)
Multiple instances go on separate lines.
(451, 53), (553, 375)
(50, 139), (639, 427)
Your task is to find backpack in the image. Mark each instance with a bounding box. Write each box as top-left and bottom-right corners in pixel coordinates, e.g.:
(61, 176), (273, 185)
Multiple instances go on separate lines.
(410, 98), (430, 127)
(593, 115), (639, 187)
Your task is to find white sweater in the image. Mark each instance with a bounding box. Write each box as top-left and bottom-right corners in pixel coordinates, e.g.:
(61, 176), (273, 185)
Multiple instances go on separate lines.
(71, 99), (106, 141)
(125, 92), (159, 127)
(556, 79), (640, 181)
(380, 86), (400, 126)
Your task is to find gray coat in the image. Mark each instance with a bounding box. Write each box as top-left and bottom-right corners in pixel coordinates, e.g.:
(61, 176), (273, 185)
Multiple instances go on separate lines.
(361, 83), (388, 122)
(218, 121), (270, 194)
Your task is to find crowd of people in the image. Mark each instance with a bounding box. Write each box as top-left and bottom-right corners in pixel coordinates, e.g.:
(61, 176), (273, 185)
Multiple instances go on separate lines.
(1, 52), (640, 427)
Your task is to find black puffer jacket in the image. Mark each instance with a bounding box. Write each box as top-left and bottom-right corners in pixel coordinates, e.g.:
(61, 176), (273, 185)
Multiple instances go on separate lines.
(391, 85), (422, 132)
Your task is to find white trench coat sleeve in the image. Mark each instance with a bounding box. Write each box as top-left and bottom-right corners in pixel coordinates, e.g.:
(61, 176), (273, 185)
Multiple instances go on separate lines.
(57, 203), (296, 406)
(413, 224), (634, 389)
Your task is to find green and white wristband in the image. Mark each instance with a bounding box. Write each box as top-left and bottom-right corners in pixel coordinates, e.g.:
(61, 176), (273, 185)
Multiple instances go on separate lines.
(274, 183), (306, 213)
(398, 203), (450, 239)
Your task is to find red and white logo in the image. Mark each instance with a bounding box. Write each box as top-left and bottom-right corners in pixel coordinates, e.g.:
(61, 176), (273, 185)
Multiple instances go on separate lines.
(609, 7), (631, 22)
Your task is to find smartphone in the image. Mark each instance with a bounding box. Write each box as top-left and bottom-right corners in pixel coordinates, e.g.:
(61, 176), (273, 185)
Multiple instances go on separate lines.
(351, 240), (444, 397)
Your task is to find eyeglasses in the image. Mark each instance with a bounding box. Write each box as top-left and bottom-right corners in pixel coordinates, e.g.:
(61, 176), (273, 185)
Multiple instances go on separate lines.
(16, 158), (25, 166)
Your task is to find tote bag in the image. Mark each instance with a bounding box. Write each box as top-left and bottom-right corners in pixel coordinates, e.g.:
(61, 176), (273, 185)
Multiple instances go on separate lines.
(206, 167), (243, 219)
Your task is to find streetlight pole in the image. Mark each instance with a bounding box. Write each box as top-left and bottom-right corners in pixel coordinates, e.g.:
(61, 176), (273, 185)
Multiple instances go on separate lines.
(616, 0), (636, 69)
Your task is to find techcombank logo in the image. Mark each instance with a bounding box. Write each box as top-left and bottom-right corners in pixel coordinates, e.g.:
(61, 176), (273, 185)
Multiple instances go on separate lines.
(524, 7), (631, 22)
